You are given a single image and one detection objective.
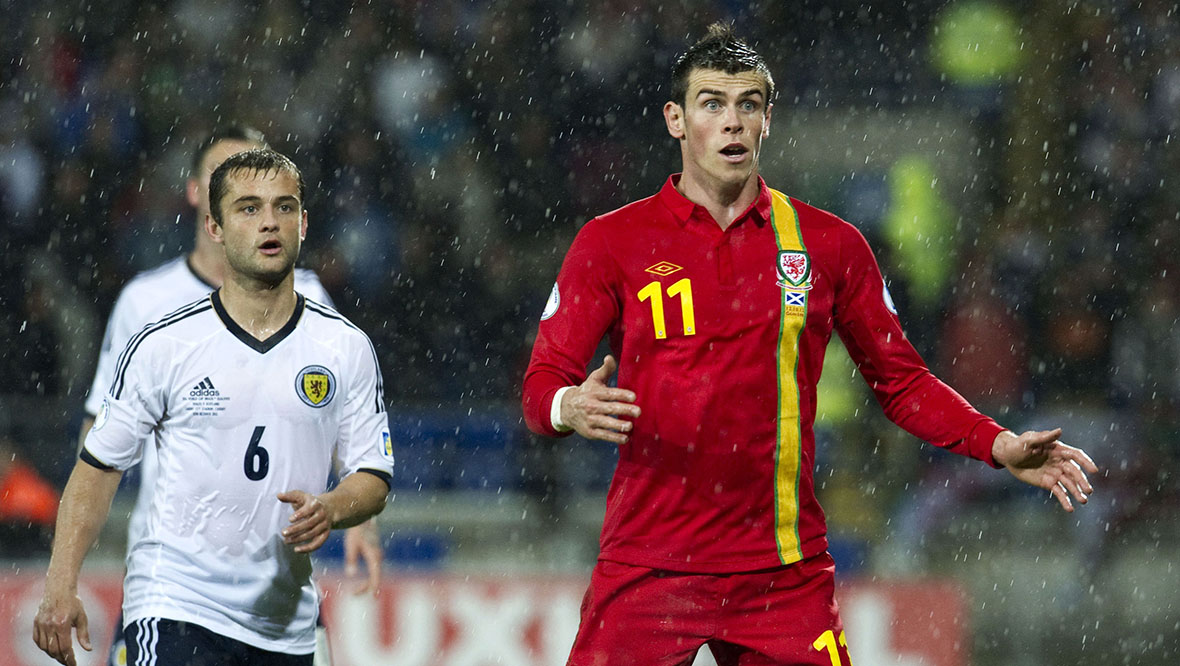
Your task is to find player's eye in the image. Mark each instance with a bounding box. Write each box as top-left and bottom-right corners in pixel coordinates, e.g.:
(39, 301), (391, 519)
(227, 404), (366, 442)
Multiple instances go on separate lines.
(704, 99), (721, 111)
(242, 205), (258, 214)
(741, 101), (757, 112)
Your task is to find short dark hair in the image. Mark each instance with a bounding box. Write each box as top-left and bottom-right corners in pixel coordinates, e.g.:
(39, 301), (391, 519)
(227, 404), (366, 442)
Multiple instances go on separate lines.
(208, 149), (305, 224)
(670, 23), (775, 108)
(191, 125), (269, 175)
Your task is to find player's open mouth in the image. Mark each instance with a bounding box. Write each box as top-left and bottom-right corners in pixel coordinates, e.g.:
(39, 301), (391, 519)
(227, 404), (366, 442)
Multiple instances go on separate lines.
(259, 239), (283, 255)
(720, 144), (749, 161)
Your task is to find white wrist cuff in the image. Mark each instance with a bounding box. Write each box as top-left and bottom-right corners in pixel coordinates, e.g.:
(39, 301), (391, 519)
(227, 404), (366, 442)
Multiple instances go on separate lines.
(551, 386), (574, 432)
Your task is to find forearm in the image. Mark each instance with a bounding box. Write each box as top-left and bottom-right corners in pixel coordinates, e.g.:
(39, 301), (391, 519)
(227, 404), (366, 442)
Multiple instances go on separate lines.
(77, 417), (95, 453)
(45, 461), (123, 592)
(843, 332), (1003, 465)
(321, 472), (388, 529)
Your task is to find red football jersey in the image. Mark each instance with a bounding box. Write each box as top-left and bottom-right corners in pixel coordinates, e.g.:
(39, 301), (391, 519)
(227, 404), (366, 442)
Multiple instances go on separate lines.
(523, 175), (1005, 573)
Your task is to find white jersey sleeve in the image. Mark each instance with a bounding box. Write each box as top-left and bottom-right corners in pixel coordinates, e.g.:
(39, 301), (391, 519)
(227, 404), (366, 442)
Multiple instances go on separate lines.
(82, 313), (175, 471)
(334, 325), (393, 485)
(85, 286), (148, 417)
(300, 299), (391, 485)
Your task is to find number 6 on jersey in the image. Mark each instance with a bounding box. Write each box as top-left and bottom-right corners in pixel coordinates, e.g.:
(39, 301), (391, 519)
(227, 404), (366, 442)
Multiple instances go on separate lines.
(244, 426), (270, 480)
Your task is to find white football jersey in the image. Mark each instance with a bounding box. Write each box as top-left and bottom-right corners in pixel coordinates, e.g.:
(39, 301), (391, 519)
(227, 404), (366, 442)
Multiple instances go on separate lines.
(85, 255), (333, 548)
(84, 292), (392, 654)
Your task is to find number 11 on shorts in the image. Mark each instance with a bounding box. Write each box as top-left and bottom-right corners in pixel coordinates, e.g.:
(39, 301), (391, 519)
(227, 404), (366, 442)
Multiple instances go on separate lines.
(812, 629), (851, 666)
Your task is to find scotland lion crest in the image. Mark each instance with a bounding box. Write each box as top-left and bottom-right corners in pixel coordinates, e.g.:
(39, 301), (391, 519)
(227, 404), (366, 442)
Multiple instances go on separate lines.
(296, 365), (336, 408)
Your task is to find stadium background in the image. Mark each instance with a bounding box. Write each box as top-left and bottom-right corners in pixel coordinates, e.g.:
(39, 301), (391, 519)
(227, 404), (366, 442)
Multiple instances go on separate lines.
(0, 1), (1177, 664)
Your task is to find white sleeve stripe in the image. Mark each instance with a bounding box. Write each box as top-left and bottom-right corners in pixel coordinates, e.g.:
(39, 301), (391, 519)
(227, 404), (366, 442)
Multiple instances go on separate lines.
(111, 301), (212, 399)
(305, 302), (385, 413)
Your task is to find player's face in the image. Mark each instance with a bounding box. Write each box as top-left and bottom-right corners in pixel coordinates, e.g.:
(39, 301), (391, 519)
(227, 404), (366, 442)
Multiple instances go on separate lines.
(187, 139), (262, 215)
(664, 68), (772, 192)
(208, 169), (307, 286)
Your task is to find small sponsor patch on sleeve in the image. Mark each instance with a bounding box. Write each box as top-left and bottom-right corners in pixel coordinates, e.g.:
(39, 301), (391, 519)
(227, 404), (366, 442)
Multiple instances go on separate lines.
(380, 427), (395, 463)
(92, 398), (111, 432)
(540, 282), (560, 320)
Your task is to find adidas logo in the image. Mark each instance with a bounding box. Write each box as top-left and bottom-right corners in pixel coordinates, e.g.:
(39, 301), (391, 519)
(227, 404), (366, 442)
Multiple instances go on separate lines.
(189, 377), (220, 397)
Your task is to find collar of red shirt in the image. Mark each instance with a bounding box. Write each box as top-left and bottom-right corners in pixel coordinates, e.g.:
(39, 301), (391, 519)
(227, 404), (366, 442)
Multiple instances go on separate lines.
(658, 174), (773, 229)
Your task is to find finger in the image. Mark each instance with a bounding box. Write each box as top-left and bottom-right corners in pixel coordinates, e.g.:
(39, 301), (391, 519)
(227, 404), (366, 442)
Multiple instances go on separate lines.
(1061, 459), (1095, 495)
(283, 514), (326, 544)
(587, 399), (641, 418)
(1063, 445), (1099, 474)
(586, 355), (619, 385)
(583, 417), (632, 440)
(586, 427), (629, 445)
(1048, 482), (1074, 512)
(289, 500), (321, 523)
(49, 629), (73, 666)
(277, 491), (304, 506)
(50, 623), (72, 663)
(1057, 471), (1090, 504)
(290, 527), (327, 550)
(1025, 428), (1063, 446)
(588, 413), (634, 432)
(294, 527), (330, 553)
(77, 610), (91, 651)
(587, 386), (638, 403)
(283, 513), (319, 541)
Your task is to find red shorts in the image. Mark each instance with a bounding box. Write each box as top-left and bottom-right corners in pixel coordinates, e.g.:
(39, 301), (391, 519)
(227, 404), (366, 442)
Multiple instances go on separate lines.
(567, 552), (851, 666)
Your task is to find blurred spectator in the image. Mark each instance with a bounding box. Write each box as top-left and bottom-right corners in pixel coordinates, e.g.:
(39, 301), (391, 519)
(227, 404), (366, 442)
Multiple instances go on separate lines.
(938, 252), (1029, 415)
(1111, 274), (1180, 406)
(0, 434), (59, 557)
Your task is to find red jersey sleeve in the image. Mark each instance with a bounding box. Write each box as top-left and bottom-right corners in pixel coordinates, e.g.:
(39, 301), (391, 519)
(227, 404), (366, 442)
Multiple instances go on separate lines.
(522, 221), (620, 437)
(831, 222), (1005, 467)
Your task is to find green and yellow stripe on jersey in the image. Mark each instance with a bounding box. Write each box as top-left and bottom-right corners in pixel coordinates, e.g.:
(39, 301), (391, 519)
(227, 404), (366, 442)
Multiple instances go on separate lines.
(769, 188), (807, 565)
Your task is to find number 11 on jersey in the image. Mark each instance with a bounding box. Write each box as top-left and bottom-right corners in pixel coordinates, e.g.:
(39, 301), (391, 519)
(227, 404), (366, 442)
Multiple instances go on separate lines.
(638, 278), (695, 339)
(812, 629), (852, 666)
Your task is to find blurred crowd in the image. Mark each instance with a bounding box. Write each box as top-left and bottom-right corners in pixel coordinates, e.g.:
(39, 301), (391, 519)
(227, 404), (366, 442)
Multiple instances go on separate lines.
(0, 1), (1176, 560)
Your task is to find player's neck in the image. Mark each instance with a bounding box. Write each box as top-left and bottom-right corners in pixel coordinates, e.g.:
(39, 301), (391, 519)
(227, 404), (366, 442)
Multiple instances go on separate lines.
(676, 171), (761, 231)
(218, 275), (299, 341)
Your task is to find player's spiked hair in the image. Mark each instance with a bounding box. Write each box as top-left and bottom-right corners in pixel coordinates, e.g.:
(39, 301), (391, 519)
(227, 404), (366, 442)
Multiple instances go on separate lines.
(191, 125), (269, 175)
(208, 149), (305, 224)
(670, 22), (775, 109)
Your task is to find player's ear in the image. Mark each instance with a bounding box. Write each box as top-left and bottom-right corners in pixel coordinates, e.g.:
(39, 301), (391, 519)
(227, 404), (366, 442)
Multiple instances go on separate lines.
(205, 213), (223, 244)
(664, 101), (686, 140)
(300, 210), (308, 241)
(186, 178), (201, 208)
(762, 102), (773, 139)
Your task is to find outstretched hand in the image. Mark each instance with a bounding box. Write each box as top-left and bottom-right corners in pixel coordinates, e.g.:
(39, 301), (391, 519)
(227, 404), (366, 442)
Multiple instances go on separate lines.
(992, 428), (1098, 512)
(560, 355), (641, 444)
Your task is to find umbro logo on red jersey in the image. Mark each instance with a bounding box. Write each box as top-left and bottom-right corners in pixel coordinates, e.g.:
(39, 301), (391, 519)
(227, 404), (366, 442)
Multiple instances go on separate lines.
(645, 261), (683, 277)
